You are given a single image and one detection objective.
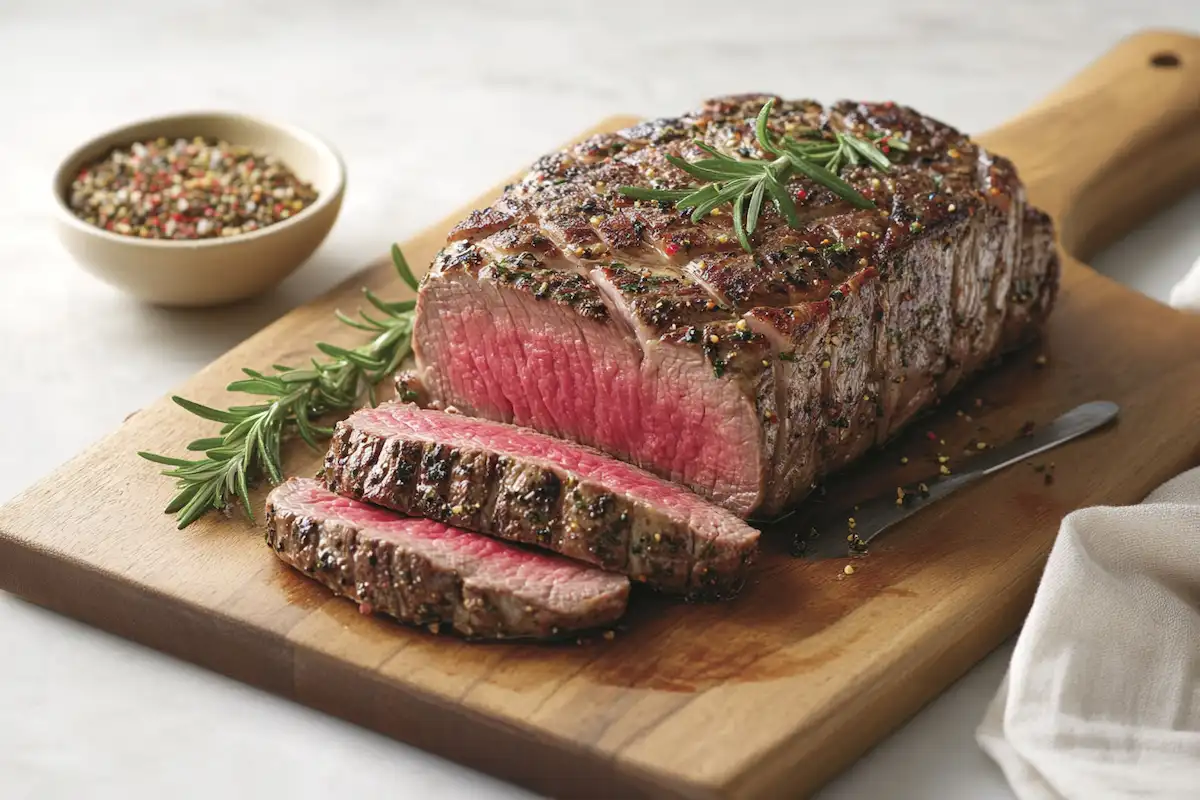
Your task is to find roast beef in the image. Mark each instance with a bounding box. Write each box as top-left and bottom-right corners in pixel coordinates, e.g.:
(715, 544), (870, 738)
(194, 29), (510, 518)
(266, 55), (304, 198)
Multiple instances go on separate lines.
(265, 478), (629, 638)
(411, 95), (1059, 517)
(323, 403), (760, 597)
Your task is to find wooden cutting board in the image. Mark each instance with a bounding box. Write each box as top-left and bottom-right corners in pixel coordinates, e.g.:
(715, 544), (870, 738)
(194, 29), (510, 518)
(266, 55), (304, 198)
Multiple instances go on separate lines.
(3, 30), (1200, 800)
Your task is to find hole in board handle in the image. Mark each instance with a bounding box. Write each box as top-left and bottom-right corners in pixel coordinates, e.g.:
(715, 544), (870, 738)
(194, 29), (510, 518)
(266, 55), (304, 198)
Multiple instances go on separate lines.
(1150, 52), (1181, 68)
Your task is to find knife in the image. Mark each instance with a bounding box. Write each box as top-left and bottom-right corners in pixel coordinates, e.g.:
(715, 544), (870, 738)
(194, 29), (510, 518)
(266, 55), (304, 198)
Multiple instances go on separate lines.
(797, 400), (1120, 560)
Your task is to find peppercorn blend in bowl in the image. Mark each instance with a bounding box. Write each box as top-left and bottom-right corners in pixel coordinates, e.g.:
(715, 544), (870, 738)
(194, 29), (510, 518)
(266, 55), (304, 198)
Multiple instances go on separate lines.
(51, 112), (345, 306)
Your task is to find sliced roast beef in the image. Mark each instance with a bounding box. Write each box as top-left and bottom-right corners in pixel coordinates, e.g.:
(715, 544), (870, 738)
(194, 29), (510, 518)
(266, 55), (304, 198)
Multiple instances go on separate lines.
(322, 403), (760, 597)
(412, 95), (1059, 517)
(265, 478), (629, 639)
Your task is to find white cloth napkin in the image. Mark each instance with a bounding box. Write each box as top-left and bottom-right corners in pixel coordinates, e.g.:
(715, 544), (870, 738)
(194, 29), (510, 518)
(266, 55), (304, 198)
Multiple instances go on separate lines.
(1169, 254), (1200, 313)
(977, 261), (1200, 799)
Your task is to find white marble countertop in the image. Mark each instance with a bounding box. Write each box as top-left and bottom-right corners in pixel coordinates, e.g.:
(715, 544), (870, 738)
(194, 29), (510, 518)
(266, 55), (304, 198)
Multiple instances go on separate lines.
(3, 1), (1199, 797)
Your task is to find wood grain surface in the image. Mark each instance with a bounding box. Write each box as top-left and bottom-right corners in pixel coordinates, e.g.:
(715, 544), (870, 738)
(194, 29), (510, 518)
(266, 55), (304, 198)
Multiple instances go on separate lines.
(3, 30), (1200, 800)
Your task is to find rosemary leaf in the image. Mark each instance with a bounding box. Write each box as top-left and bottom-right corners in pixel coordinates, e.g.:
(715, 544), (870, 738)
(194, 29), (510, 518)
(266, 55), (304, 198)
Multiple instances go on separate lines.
(763, 174), (800, 229)
(391, 243), (420, 292)
(619, 99), (900, 251)
(840, 136), (858, 169)
(665, 153), (740, 184)
(256, 421), (283, 485)
(163, 482), (203, 515)
(783, 148), (876, 210)
(315, 341), (385, 370)
(686, 155), (766, 178)
(225, 379), (288, 395)
(294, 407), (321, 451)
(139, 244), (422, 529)
(732, 193), (750, 252)
(616, 186), (691, 202)
(841, 133), (893, 171)
(186, 437), (227, 452)
(235, 469), (253, 519)
(746, 179), (767, 235)
(277, 369), (320, 384)
(138, 451), (196, 468)
(335, 310), (380, 332)
(688, 183), (740, 222)
(676, 183), (722, 215)
(172, 397), (244, 424)
(380, 336), (413, 378)
(363, 288), (412, 316)
(755, 100), (783, 157)
(227, 403), (271, 414)
(177, 485), (216, 529)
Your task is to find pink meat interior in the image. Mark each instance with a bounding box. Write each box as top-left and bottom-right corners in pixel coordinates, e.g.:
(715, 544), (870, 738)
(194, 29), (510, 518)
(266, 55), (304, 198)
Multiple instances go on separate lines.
(413, 277), (763, 514)
(350, 404), (758, 548)
(277, 479), (627, 599)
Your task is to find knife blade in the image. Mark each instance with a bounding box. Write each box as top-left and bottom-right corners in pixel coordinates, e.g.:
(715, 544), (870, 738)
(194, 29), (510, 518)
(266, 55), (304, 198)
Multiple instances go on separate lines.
(797, 400), (1120, 560)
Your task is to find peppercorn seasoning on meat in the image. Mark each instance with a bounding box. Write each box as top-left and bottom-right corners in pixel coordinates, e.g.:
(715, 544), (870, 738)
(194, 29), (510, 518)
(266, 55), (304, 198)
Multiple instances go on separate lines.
(412, 95), (1059, 517)
(323, 403), (760, 598)
(265, 479), (630, 639)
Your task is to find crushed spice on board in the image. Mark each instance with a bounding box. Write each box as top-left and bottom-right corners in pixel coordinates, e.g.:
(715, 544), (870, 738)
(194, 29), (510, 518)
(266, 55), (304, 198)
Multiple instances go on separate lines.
(68, 137), (318, 240)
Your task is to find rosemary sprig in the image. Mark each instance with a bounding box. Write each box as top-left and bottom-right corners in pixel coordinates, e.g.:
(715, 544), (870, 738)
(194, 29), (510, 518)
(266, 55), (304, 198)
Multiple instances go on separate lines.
(139, 244), (422, 529)
(619, 100), (909, 252)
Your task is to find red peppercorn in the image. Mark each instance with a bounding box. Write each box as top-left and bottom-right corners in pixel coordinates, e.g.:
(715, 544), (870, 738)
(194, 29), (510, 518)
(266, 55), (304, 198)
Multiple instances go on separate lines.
(68, 137), (318, 240)
(794, 189), (808, 201)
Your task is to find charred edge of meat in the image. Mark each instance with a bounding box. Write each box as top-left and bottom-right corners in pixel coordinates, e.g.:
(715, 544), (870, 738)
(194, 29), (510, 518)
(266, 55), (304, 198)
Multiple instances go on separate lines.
(323, 424), (754, 598)
(266, 499), (622, 640)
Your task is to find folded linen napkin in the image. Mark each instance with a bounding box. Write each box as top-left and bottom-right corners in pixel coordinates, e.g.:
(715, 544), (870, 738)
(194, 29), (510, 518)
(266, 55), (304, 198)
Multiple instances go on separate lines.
(1169, 256), (1200, 312)
(977, 261), (1200, 799)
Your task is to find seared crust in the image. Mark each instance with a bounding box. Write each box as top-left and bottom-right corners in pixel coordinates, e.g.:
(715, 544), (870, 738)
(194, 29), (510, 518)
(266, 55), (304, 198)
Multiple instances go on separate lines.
(323, 409), (759, 598)
(445, 94), (1033, 313)
(265, 479), (630, 639)
(414, 95), (1059, 515)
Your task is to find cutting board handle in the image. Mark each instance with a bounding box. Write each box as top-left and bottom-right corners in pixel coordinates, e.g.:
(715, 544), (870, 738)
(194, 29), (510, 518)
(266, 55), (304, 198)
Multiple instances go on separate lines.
(978, 29), (1200, 262)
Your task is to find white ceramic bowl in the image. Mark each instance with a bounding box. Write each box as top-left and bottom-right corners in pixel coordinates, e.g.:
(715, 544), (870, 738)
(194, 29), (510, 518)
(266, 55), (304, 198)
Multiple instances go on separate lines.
(51, 112), (345, 307)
